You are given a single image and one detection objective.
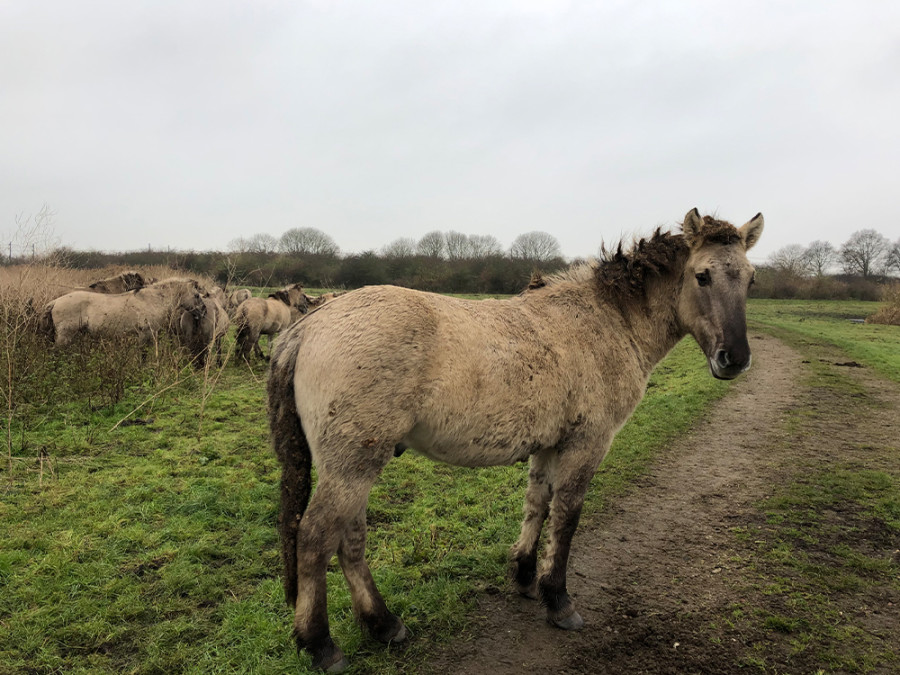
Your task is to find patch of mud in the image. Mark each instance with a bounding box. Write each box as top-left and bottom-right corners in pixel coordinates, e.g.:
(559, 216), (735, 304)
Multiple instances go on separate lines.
(426, 333), (900, 674)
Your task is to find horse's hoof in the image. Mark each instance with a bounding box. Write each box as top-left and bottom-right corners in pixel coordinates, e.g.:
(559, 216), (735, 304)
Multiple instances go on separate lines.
(370, 615), (408, 644)
(313, 650), (348, 674)
(517, 581), (540, 600)
(549, 609), (584, 631)
(325, 656), (349, 674)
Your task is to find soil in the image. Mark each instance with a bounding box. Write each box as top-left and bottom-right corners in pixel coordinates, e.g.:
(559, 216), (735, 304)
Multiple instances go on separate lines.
(426, 333), (900, 674)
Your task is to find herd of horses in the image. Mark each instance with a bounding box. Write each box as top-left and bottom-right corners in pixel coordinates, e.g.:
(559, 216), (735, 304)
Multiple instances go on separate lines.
(38, 272), (338, 365)
(38, 209), (765, 672)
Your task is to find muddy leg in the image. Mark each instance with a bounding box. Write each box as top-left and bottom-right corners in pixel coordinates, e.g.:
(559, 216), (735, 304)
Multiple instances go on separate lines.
(294, 477), (373, 672)
(538, 441), (607, 631)
(510, 448), (555, 599)
(338, 509), (408, 644)
(253, 331), (265, 360)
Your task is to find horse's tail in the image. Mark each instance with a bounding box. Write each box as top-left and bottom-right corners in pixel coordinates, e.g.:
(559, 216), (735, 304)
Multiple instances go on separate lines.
(267, 333), (311, 607)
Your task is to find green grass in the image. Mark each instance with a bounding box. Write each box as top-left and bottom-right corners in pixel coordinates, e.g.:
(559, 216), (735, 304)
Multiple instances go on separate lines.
(748, 298), (900, 384)
(728, 300), (900, 672)
(0, 326), (729, 673)
(6, 297), (896, 673)
(738, 463), (900, 672)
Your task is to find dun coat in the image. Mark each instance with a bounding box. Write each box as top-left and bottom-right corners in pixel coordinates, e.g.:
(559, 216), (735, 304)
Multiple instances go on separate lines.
(267, 209), (764, 672)
(41, 278), (206, 346)
(234, 283), (308, 361)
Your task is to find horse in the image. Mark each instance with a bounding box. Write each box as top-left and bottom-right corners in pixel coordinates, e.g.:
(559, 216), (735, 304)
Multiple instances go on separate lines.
(88, 270), (155, 294)
(304, 291), (344, 309)
(178, 291), (230, 368)
(41, 278), (206, 347)
(267, 209), (764, 672)
(234, 283), (308, 361)
(225, 288), (253, 317)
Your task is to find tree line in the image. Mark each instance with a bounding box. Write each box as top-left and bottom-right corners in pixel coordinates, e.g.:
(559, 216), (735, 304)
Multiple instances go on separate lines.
(10, 222), (898, 300)
(758, 228), (899, 300)
(39, 228), (571, 295)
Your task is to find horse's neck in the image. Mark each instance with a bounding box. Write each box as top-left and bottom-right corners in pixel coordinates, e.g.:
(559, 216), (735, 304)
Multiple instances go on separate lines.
(606, 268), (686, 375)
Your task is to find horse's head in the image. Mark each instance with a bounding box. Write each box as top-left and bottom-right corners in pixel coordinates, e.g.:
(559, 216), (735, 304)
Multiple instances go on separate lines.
(177, 281), (207, 321)
(677, 208), (764, 380)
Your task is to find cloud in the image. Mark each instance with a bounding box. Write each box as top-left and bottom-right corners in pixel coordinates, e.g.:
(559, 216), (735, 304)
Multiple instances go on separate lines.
(2, 1), (899, 259)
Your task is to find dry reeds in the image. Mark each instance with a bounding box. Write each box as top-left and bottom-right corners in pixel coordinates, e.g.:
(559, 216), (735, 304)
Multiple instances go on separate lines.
(866, 282), (900, 326)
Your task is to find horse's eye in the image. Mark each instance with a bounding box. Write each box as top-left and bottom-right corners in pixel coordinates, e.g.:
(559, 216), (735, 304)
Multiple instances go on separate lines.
(695, 270), (711, 287)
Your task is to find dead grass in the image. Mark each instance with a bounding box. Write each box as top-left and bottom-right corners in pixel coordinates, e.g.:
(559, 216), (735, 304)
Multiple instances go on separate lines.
(866, 282), (900, 326)
(0, 263), (215, 306)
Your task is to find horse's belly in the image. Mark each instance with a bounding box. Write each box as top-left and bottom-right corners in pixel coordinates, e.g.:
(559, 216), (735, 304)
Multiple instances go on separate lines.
(403, 426), (543, 468)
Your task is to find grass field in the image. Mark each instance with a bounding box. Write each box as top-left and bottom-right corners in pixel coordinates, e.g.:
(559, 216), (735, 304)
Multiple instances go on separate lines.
(748, 299), (900, 383)
(1, 295), (897, 673)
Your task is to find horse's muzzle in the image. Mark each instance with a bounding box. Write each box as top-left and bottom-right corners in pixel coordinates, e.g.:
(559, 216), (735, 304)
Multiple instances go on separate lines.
(709, 349), (751, 380)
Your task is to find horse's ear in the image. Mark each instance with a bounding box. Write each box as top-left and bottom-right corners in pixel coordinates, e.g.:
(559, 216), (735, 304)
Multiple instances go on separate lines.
(682, 208), (704, 247)
(739, 213), (764, 251)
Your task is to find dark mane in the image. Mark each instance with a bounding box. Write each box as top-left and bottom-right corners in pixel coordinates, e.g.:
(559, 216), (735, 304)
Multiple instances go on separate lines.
(595, 228), (688, 298)
(698, 215), (742, 245)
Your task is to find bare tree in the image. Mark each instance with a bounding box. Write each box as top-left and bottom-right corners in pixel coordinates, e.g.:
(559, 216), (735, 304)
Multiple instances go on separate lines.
(245, 233), (279, 254)
(886, 239), (900, 276)
(381, 237), (417, 258)
(445, 231), (471, 260)
(769, 244), (811, 277)
(417, 231), (446, 259)
(509, 231), (562, 262)
(803, 240), (836, 276)
(279, 227), (339, 256)
(227, 237), (250, 253)
(840, 229), (889, 278)
(468, 234), (503, 259)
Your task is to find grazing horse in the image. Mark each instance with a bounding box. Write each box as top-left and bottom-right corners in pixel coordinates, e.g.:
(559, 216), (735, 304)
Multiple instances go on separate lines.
(41, 278), (206, 346)
(234, 283), (308, 361)
(267, 209), (764, 672)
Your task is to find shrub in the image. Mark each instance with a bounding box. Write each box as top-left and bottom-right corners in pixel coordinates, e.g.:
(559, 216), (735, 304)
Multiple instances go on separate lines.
(867, 282), (900, 326)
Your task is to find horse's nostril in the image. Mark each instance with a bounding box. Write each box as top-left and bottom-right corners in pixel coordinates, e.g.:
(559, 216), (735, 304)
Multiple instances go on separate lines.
(715, 350), (731, 368)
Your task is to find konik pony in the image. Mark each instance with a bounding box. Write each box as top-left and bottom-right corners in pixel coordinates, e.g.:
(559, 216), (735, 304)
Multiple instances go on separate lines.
(267, 209), (764, 671)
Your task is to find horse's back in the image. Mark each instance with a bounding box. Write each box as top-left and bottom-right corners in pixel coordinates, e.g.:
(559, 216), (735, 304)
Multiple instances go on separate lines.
(274, 285), (584, 467)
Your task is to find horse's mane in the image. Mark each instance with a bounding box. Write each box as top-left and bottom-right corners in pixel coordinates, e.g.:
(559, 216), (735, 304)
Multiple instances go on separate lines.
(537, 229), (687, 297)
(594, 228), (688, 298)
(135, 277), (202, 294)
(695, 215), (742, 245)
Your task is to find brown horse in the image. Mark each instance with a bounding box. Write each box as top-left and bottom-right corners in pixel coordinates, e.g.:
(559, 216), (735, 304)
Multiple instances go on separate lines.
(234, 283), (308, 361)
(41, 278), (206, 346)
(267, 209), (764, 672)
(88, 270), (155, 294)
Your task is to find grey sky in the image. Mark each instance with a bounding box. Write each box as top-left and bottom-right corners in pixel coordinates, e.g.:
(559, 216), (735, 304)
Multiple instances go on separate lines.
(2, 1), (899, 263)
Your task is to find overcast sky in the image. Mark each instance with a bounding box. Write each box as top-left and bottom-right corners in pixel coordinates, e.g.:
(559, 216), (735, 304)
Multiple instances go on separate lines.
(2, 1), (899, 263)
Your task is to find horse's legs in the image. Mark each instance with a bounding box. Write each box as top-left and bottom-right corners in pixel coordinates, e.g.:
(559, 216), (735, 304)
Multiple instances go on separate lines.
(293, 474), (373, 672)
(538, 438), (608, 631)
(510, 448), (556, 599)
(253, 331), (265, 360)
(338, 508), (407, 643)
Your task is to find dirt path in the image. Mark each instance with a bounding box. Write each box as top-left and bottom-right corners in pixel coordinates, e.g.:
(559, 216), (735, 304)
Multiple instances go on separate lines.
(426, 332), (900, 674)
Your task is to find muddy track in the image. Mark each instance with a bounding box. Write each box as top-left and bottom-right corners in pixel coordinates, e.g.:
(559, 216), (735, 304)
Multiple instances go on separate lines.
(426, 332), (900, 674)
